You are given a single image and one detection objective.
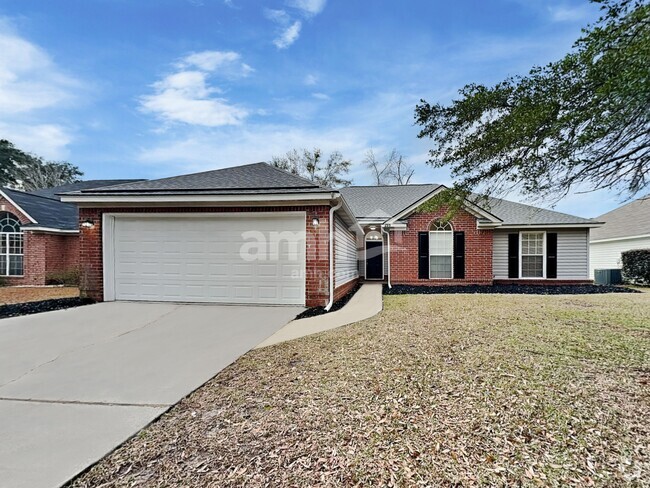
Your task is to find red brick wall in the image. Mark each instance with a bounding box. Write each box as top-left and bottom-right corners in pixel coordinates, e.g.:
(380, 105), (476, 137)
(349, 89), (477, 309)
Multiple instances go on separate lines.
(0, 195), (80, 286)
(389, 207), (493, 285)
(78, 206), (332, 307)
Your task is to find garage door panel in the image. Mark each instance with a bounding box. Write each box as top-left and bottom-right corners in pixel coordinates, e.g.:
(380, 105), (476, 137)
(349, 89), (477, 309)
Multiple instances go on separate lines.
(110, 214), (306, 305)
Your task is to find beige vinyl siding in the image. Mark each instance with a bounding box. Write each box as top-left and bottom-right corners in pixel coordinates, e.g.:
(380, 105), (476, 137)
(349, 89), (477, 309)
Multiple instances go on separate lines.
(590, 236), (650, 278)
(493, 229), (590, 279)
(335, 215), (359, 287)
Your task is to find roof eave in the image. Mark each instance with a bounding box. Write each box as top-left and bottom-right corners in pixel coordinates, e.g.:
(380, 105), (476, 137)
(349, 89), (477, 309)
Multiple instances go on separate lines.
(60, 191), (337, 204)
(498, 222), (603, 229)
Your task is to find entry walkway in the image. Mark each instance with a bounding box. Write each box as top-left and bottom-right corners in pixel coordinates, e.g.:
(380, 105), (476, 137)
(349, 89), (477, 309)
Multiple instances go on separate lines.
(256, 283), (383, 348)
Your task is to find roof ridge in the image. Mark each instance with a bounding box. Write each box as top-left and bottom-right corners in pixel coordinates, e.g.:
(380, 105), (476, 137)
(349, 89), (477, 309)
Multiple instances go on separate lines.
(596, 194), (650, 218)
(343, 183), (440, 189)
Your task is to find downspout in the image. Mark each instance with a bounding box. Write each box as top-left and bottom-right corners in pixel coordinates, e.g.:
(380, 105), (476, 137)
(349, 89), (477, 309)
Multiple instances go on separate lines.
(381, 225), (392, 288)
(324, 197), (343, 311)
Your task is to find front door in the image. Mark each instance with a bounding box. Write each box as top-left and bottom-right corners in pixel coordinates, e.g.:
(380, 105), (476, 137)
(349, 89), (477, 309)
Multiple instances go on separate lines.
(365, 240), (383, 280)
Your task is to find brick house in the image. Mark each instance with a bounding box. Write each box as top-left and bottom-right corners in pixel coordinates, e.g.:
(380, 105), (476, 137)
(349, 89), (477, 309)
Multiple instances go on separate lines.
(60, 163), (602, 308)
(0, 180), (142, 285)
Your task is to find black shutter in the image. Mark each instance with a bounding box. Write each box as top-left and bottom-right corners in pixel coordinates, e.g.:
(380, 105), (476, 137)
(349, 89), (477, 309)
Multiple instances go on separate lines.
(546, 233), (558, 279)
(508, 233), (519, 278)
(418, 232), (429, 279)
(453, 231), (465, 279)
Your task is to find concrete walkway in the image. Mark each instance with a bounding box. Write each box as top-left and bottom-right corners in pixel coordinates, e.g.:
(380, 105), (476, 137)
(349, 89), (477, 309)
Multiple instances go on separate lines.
(256, 283), (383, 348)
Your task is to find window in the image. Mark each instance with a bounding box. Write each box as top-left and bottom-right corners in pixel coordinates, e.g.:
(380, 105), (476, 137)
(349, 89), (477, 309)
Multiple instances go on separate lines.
(0, 212), (23, 276)
(520, 232), (545, 278)
(429, 221), (453, 279)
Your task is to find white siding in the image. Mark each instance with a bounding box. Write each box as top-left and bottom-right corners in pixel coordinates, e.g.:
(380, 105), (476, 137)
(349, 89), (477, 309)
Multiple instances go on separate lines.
(335, 215), (358, 287)
(493, 229), (590, 280)
(590, 236), (650, 278)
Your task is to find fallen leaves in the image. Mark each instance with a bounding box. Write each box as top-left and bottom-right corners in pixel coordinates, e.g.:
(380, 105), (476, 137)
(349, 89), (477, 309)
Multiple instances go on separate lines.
(68, 292), (650, 487)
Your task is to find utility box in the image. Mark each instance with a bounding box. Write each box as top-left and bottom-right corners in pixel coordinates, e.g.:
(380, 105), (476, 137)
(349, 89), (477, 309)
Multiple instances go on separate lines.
(594, 269), (623, 285)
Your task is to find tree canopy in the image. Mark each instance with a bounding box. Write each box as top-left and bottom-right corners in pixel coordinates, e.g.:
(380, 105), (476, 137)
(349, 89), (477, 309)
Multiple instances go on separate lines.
(0, 140), (83, 190)
(415, 0), (649, 203)
(271, 148), (352, 188)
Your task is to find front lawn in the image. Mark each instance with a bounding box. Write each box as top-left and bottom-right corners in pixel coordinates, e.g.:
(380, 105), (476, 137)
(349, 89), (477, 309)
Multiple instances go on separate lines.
(69, 292), (649, 487)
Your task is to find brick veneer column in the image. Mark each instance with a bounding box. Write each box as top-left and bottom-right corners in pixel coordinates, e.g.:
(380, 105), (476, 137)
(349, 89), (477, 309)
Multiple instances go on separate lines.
(78, 206), (332, 306)
(389, 207), (494, 285)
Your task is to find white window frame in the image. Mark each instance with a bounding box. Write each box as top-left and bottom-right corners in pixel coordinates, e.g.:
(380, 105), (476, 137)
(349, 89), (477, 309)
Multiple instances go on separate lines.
(0, 212), (24, 277)
(519, 231), (546, 279)
(428, 221), (453, 280)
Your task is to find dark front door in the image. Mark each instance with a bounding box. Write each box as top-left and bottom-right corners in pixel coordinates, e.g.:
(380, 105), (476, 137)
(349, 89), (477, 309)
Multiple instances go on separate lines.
(365, 240), (383, 280)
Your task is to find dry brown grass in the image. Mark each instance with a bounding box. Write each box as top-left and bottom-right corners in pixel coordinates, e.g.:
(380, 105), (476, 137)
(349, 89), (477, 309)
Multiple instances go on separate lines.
(0, 286), (79, 305)
(69, 292), (649, 487)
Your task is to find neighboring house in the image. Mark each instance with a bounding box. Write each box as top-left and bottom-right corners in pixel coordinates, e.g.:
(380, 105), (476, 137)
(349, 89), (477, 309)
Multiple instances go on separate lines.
(589, 196), (650, 278)
(61, 162), (601, 307)
(0, 180), (143, 285)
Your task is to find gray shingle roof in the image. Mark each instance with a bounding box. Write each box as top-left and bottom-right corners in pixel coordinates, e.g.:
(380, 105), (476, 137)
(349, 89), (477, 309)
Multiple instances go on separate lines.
(2, 188), (78, 230)
(590, 195), (650, 241)
(74, 163), (329, 194)
(483, 197), (598, 226)
(2, 180), (147, 231)
(30, 180), (145, 200)
(340, 185), (598, 226)
(340, 184), (442, 219)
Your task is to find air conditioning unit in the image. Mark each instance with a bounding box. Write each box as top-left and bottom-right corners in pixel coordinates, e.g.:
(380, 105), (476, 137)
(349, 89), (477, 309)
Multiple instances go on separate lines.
(594, 269), (623, 285)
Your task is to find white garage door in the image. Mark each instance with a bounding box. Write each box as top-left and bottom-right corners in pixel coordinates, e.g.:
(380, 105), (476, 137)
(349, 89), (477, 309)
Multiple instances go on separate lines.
(104, 213), (306, 305)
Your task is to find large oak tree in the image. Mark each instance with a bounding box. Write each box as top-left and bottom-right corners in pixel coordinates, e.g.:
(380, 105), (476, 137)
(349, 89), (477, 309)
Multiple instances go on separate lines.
(415, 0), (649, 204)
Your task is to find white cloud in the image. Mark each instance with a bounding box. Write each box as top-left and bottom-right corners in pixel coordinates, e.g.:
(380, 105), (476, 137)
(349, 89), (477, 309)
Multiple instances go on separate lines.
(274, 20), (302, 49)
(0, 29), (79, 114)
(140, 50), (251, 127)
(547, 4), (595, 22)
(0, 122), (72, 160)
(286, 0), (327, 16)
(304, 73), (318, 85)
(312, 92), (329, 100)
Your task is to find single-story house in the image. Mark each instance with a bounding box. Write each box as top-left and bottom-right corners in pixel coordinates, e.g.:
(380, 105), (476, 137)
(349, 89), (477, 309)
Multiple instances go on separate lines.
(61, 162), (602, 307)
(0, 180), (142, 285)
(590, 196), (650, 278)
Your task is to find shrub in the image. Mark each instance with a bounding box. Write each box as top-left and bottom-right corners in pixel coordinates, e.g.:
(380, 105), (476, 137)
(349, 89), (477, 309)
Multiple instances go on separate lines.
(45, 268), (81, 286)
(621, 249), (650, 285)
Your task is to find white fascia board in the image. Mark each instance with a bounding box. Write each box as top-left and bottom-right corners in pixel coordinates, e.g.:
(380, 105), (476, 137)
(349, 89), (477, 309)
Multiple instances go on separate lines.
(590, 233), (650, 243)
(336, 196), (364, 234)
(499, 223), (601, 229)
(60, 192), (337, 204)
(21, 226), (79, 234)
(0, 189), (38, 223)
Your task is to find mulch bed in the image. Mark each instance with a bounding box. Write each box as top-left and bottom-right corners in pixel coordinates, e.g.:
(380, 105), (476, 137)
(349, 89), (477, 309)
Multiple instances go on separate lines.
(295, 282), (362, 319)
(384, 283), (640, 295)
(0, 297), (95, 319)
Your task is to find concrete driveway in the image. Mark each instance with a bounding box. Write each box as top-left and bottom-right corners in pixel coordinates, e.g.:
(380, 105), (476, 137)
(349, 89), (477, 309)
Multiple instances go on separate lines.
(0, 302), (300, 488)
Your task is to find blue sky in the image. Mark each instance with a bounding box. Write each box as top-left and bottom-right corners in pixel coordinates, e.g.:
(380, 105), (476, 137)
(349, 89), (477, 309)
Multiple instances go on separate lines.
(0, 0), (626, 217)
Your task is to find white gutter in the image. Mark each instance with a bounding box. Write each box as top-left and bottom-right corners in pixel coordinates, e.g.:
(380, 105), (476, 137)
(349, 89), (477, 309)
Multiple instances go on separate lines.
(60, 192), (335, 204)
(20, 226), (79, 234)
(324, 198), (343, 311)
(381, 225), (391, 288)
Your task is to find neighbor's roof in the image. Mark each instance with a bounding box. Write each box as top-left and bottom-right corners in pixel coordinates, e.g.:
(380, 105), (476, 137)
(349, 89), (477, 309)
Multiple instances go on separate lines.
(70, 163), (331, 195)
(340, 184), (598, 226)
(590, 195), (650, 241)
(2, 187), (78, 230)
(30, 180), (145, 200)
(1, 180), (145, 231)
